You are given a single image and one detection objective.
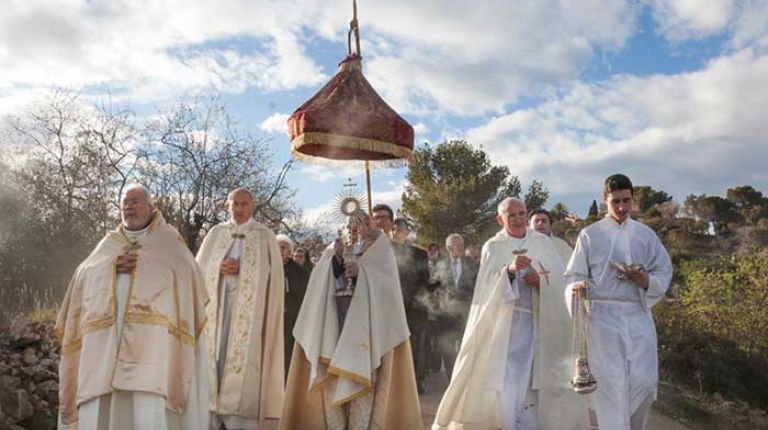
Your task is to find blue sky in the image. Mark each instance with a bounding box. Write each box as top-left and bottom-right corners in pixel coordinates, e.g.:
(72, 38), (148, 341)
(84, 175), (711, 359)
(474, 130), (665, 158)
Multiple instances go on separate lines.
(2, 0), (768, 227)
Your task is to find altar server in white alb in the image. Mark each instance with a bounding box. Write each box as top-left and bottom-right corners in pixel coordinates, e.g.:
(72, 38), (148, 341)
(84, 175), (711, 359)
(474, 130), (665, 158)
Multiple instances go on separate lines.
(565, 174), (673, 430)
(433, 197), (588, 430)
(56, 184), (209, 430)
(196, 188), (285, 430)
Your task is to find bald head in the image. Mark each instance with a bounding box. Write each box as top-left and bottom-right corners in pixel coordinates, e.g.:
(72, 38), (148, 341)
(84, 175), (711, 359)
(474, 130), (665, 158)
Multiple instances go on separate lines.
(497, 197), (527, 238)
(228, 188), (255, 225)
(275, 234), (294, 263)
(498, 197), (525, 216)
(121, 184), (155, 231)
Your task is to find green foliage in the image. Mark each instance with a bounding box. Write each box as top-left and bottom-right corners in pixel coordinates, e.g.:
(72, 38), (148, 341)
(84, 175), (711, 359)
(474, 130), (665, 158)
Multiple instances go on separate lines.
(523, 180), (549, 211)
(401, 140), (522, 246)
(677, 253), (768, 353)
(549, 202), (570, 221)
(657, 303), (768, 410)
(726, 185), (768, 225)
(683, 194), (739, 234)
(656, 250), (768, 409)
(633, 185), (672, 214)
(585, 199), (599, 224)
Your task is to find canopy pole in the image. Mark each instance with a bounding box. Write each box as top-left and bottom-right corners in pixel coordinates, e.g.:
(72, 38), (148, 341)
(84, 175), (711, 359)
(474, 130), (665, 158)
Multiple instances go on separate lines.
(365, 160), (373, 215)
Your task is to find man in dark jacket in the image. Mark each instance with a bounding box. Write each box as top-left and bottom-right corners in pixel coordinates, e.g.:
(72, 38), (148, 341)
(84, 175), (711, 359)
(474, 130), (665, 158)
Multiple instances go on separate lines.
(391, 218), (430, 393)
(430, 232), (478, 381)
(276, 234), (309, 379)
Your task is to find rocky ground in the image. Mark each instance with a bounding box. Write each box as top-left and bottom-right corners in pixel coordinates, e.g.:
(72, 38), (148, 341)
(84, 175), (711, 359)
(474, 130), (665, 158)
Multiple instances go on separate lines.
(0, 321), (58, 430)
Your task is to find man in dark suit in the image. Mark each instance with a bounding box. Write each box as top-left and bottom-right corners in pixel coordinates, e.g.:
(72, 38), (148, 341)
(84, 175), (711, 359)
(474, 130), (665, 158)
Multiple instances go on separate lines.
(391, 218), (430, 393)
(372, 203), (431, 393)
(276, 234), (309, 380)
(430, 233), (478, 381)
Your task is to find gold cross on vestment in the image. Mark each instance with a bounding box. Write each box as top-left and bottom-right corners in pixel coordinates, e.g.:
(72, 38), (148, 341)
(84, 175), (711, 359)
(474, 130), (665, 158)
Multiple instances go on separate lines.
(537, 262), (551, 285)
(124, 241), (142, 252)
(358, 342), (369, 351)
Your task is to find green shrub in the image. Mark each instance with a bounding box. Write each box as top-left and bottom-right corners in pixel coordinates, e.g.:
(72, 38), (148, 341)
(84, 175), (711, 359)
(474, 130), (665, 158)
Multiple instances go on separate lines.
(656, 250), (768, 409)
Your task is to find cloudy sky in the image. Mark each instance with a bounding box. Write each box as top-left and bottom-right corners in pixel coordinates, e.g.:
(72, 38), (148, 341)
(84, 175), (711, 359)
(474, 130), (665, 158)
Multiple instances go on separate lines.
(2, 0), (767, 222)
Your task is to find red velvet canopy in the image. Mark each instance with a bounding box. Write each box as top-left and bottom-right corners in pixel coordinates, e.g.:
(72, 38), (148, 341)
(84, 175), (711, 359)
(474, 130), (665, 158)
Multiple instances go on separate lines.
(287, 55), (414, 164)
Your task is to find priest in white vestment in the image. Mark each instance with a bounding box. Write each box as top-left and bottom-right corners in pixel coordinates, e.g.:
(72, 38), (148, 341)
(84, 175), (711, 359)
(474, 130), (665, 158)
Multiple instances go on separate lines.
(196, 188), (285, 430)
(280, 210), (422, 430)
(56, 184), (210, 430)
(433, 198), (588, 430)
(564, 174), (672, 430)
(529, 209), (573, 265)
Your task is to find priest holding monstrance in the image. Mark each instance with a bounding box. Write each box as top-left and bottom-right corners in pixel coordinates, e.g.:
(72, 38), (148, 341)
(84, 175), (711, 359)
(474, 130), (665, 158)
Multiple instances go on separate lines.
(280, 207), (422, 429)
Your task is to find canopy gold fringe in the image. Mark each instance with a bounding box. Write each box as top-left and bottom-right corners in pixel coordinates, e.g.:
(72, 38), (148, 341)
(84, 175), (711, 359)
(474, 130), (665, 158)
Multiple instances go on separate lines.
(290, 150), (408, 169)
(291, 132), (412, 161)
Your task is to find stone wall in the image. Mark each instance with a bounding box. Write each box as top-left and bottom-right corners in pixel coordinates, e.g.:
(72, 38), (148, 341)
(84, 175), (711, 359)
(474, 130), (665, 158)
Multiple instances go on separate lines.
(0, 321), (58, 430)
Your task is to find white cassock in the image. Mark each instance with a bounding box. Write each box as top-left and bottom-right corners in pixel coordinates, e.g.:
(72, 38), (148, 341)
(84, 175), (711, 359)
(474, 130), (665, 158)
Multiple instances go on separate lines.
(550, 235), (573, 266)
(59, 225), (210, 430)
(433, 228), (588, 430)
(564, 216), (672, 430)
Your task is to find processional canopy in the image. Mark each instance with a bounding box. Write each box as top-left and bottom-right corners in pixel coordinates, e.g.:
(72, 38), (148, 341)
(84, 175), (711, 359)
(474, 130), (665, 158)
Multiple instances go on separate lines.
(286, 0), (414, 166)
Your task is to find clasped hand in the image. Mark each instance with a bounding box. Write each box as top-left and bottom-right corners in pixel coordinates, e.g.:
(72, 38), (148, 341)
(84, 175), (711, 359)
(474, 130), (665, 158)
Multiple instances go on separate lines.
(116, 252), (138, 273)
(344, 261), (359, 279)
(220, 258), (240, 276)
(624, 267), (649, 290)
(507, 255), (540, 288)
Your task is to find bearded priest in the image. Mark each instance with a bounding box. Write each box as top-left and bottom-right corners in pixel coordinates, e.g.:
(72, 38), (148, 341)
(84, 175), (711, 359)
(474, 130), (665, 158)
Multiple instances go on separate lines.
(196, 188), (285, 430)
(279, 209), (422, 430)
(432, 198), (588, 430)
(56, 184), (209, 430)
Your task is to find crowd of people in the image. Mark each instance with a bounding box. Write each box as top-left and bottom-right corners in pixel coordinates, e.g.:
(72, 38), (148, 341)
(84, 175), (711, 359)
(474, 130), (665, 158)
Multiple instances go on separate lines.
(54, 173), (672, 430)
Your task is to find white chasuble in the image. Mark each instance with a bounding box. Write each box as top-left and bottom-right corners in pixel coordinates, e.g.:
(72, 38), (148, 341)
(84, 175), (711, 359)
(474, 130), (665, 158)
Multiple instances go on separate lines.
(56, 212), (209, 430)
(564, 216), (672, 430)
(433, 228), (588, 430)
(550, 235), (574, 267)
(279, 232), (423, 430)
(196, 218), (285, 429)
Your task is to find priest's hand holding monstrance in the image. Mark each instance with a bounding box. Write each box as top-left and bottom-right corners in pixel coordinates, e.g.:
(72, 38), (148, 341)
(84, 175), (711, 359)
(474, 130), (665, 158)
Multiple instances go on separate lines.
(331, 194), (370, 327)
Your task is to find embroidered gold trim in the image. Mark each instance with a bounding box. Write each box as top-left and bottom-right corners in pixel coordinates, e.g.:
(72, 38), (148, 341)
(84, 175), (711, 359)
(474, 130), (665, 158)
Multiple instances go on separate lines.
(195, 316), (208, 340)
(54, 326), (65, 343)
(291, 132), (411, 161)
(309, 372), (335, 393)
(82, 316), (116, 334)
(60, 337), (82, 354)
(124, 313), (196, 346)
(330, 386), (372, 407)
(327, 365), (372, 387)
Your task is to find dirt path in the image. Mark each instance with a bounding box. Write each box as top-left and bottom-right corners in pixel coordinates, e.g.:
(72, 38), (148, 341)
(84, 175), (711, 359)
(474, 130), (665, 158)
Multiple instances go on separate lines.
(419, 372), (691, 429)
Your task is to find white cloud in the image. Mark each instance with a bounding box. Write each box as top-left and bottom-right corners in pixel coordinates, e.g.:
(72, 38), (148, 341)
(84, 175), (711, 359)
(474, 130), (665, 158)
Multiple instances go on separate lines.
(467, 49), (768, 210)
(259, 112), (290, 134)
(647, 0), (736, 40)
(412, 122), (429, 135)
(371, 179), (407, 211)
(358, 0), (637, 116)
(730, 0), (768, 50)
(0, 0), (327, 109)
(0, 0), (640, 117)
(296, 164), (371, 183)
